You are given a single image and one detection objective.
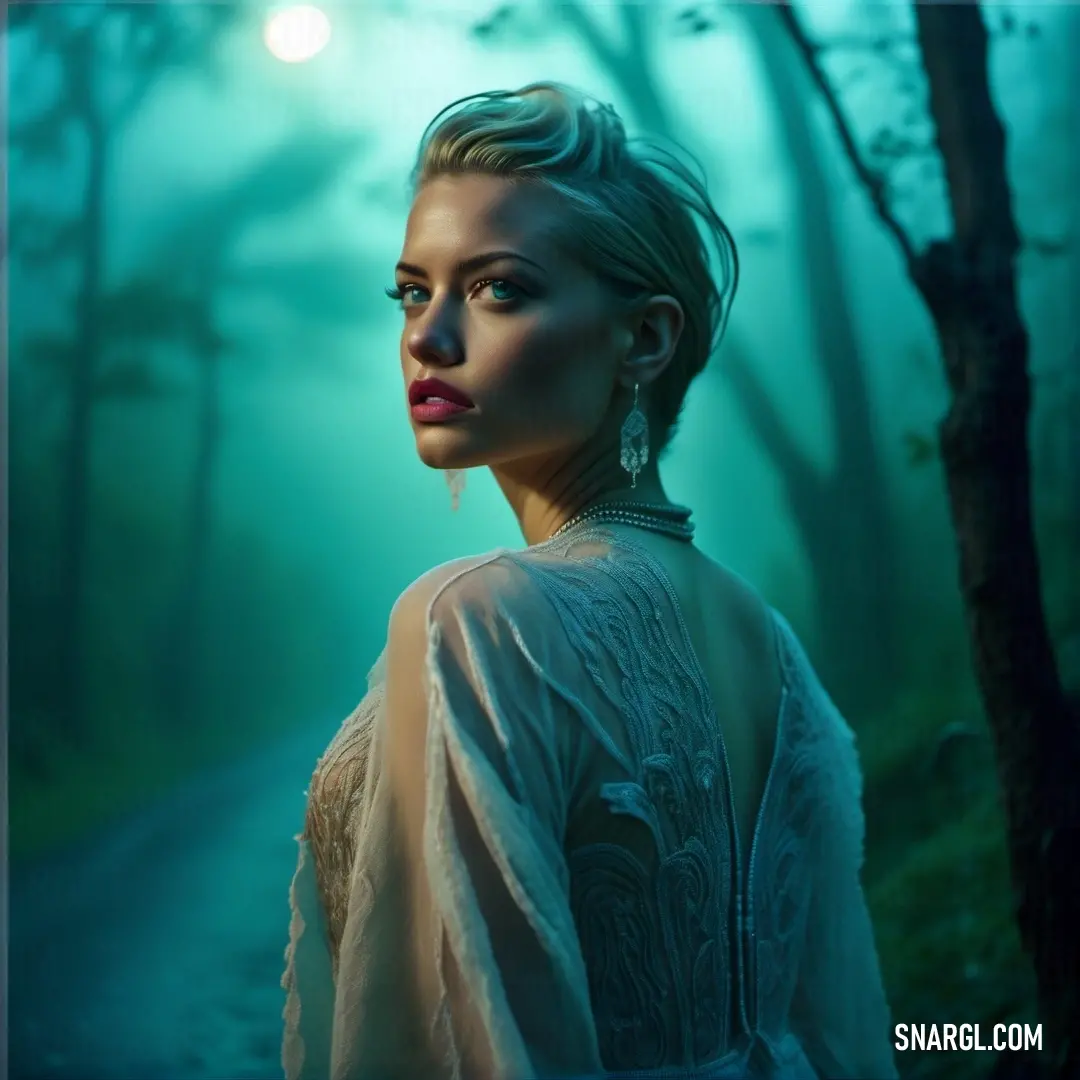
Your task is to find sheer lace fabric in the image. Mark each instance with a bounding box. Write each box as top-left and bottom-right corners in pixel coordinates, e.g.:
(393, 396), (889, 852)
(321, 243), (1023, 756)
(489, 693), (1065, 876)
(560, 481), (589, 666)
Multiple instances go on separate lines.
(281, 531), (897, 1079)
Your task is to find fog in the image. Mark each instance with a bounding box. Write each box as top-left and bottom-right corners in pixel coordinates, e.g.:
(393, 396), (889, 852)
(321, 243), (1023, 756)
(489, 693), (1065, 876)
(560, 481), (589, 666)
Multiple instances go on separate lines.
(8, 3), (1078, 1077)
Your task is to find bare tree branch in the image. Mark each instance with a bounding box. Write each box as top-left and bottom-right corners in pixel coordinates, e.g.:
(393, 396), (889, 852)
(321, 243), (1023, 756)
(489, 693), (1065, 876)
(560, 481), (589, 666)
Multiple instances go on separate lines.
(776, 4), (918, 270)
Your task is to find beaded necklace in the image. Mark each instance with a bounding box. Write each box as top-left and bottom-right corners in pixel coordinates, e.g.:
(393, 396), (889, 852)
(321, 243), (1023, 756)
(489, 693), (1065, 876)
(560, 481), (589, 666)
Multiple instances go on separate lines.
(548, 499), (695, 543)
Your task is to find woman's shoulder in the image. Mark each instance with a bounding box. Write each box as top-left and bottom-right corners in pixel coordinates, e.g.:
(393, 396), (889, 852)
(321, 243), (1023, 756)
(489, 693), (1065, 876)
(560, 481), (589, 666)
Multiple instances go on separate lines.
(387, 546), (573, 651)
(391, 548), (516, 623)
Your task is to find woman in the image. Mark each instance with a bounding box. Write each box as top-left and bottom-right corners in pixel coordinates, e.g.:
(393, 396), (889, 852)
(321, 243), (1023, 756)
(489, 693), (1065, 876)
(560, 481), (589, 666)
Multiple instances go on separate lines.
(281, 83), (897, 1080)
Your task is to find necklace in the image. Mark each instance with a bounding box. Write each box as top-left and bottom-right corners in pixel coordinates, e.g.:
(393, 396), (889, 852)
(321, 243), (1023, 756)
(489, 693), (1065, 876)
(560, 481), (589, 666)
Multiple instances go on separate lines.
(548, 499), (695, 543)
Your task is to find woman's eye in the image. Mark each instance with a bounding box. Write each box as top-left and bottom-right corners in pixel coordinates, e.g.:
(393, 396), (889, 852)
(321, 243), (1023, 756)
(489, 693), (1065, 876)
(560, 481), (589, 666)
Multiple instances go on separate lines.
(384, 283), (428, 308)
(476, 278), (521, 303)
(402, 284), (429, 305)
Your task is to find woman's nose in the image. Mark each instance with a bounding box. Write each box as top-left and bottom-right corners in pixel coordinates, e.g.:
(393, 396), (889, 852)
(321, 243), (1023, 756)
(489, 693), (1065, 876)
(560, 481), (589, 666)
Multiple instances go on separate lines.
(406, 317), (463, 368)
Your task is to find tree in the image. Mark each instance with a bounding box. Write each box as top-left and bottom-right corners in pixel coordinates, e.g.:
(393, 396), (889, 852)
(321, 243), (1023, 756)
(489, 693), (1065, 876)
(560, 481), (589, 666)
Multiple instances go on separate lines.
(729, 3), (899, 711)
(11, 3), (381, 733)
(102, 127), (374, 727)
(779, 4), (1080, 1072)
(8, 2), (239, 740)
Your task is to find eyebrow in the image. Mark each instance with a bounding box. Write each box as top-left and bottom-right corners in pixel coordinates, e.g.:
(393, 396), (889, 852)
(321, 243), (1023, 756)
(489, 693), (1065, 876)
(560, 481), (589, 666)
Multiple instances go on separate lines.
(395, 250), (546, 278)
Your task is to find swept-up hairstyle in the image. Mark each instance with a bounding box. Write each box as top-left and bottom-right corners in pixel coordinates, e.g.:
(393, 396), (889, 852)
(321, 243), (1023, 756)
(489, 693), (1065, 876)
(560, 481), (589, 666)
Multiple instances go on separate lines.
(410, 81), (739, 449)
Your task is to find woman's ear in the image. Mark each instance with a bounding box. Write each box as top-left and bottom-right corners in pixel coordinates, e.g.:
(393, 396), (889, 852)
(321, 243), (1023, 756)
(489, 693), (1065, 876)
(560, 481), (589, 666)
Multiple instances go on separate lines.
(618, 294), (685, 389)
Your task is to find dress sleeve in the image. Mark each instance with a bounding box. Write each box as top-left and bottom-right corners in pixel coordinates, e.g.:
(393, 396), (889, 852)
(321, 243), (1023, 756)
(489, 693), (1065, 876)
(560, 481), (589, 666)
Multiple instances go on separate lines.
(788, 683), (898, 1079)
(327, 556), (603, 1080)
(281, 836), (336, 1080)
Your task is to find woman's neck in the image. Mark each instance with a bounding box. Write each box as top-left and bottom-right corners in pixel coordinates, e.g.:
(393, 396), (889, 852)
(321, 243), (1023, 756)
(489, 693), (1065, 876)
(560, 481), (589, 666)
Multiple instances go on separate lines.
(491, 453), (672, 547)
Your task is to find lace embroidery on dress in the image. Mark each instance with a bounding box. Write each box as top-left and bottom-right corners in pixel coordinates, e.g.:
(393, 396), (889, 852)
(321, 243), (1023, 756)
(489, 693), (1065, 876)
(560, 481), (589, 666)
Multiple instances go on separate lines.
(527, 531), (750, 1069)
(280, 837), (310, 1079)
(302, 653), (385, 972)
(528, 532), (856, 1071)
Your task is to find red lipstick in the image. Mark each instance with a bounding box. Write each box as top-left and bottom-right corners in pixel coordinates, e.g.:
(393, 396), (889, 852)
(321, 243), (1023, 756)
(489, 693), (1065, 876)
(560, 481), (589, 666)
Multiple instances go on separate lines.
(408, 377), (475, 422)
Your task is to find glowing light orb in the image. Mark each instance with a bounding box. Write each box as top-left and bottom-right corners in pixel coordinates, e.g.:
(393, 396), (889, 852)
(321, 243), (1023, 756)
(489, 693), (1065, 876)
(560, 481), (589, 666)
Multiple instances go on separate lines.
(264, 5), (332, 63)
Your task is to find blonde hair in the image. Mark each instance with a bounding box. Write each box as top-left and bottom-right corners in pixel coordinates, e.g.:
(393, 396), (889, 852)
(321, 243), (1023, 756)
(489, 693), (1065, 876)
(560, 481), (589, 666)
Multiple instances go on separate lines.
(410, 81), (739, 449)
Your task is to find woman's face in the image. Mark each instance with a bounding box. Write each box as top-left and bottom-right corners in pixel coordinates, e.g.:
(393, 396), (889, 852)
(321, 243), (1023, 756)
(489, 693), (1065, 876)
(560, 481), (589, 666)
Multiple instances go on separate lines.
(392, 173), (632, 473)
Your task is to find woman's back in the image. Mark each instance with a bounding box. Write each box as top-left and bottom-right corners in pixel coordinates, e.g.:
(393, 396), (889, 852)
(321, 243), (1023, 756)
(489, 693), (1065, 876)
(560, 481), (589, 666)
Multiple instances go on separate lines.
(627, 531), (783, 856)
(510, 528), (890, 1075)
(283, 527), (897, 1078)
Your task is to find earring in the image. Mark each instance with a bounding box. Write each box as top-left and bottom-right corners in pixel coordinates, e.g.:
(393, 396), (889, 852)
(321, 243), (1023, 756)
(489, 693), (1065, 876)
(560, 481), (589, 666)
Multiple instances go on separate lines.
(445, 468), (466, 511)
(619, 383), (649, 489)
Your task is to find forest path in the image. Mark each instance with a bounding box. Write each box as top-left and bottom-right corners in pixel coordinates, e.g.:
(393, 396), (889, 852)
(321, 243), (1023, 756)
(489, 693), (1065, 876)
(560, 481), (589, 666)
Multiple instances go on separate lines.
(9, 726), (332, 1079)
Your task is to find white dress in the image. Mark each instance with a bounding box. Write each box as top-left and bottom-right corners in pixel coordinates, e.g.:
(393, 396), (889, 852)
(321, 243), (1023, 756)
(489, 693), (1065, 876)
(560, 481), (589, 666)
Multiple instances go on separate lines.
(280, 528), (898, 1079)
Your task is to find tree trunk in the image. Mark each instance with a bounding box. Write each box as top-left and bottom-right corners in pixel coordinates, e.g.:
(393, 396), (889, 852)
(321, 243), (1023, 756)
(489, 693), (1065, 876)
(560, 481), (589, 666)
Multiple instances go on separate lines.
(159, 347), (222, 728)
(776, 1), (1080, 1066)
(738, 3), (898, 709)
(1066, 8), (1080, 535)
(56, 103), (106, 742)
(911, 7), (1080, 1072)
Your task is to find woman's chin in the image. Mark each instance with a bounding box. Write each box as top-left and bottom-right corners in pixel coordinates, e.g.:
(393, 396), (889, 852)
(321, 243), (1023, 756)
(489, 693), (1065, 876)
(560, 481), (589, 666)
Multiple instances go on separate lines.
(414, 432), (478, 472)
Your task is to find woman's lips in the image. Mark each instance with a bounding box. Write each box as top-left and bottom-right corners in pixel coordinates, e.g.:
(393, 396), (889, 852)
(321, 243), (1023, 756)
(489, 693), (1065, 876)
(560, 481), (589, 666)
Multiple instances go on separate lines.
(408, 377), (474, 423)
(410, 398), (471, 422)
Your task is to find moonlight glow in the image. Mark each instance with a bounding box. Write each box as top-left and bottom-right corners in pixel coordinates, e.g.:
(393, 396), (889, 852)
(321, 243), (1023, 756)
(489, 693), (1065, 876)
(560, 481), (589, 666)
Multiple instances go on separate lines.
(264, 6), (332, 63)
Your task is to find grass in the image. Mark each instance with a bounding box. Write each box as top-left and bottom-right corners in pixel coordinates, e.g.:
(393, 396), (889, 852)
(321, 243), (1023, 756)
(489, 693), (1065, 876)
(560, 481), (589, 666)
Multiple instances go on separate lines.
(868, 788), (1036, 1080)
(856, 673), (1038, 1080)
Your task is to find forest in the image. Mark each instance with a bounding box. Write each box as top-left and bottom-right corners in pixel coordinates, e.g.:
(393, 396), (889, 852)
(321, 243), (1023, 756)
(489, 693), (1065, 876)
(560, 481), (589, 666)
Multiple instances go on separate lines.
(7, 1), (1079, 1077)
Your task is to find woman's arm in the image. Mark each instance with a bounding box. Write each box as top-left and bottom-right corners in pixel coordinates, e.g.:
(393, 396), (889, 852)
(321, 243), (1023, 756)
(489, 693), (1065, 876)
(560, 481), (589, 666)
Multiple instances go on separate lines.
(328, 556), (602, 1080)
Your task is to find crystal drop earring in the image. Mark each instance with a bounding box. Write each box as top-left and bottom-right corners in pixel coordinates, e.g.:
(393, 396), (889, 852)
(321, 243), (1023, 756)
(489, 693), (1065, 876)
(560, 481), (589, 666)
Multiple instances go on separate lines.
(445, 468), (466, 512)
(619, 383), (649, 488)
